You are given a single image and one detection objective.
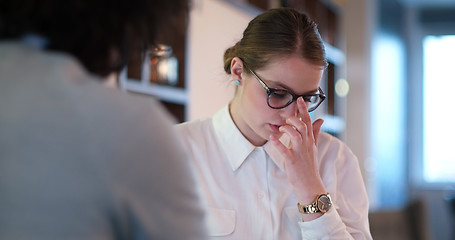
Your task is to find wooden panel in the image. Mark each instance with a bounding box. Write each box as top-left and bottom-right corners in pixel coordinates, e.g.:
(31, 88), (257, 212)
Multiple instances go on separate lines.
(327, 62), (335, 115)
(327, 7), (337, 46)
(126, 46), (143, 80)
(160, 101), (185, 123)
(246, 0), (269, 10)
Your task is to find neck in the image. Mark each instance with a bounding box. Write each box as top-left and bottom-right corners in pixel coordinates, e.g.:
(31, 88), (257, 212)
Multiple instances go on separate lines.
(229, 101), (266, 147)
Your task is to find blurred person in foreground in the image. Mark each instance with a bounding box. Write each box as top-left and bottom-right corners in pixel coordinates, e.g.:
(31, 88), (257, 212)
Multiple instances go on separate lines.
(0, 0), (207, 239)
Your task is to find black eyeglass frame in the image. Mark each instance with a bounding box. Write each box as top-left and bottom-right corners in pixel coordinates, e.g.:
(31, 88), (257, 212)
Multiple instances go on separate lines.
(247, 68), (326, 112)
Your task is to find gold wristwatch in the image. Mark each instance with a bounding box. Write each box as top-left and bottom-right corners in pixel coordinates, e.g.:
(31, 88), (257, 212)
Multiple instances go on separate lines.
(297, 193), (332, 214)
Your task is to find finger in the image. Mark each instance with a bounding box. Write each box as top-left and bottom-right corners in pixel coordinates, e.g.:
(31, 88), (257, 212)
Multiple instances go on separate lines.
(297, 97), (312, 137)
(279, 124), (305, 146)
(286, 117), (308, 137)
(312, 118), (324, 144)
(269, 134), (293, 160)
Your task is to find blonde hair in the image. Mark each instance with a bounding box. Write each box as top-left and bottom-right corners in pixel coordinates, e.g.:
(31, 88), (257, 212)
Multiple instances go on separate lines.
(223, 7), (327, 73)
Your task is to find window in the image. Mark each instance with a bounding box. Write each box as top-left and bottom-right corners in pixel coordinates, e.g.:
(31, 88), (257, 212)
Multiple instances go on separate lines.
(370, 33), (407, 208)
(422, 35), (455, 183)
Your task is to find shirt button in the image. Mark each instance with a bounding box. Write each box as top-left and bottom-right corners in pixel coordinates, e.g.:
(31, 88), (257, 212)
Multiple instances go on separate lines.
(258, 192), (264, 199)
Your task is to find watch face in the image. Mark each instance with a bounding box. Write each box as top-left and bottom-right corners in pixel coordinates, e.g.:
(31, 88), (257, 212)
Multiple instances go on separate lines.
(317, 195), (332, 213)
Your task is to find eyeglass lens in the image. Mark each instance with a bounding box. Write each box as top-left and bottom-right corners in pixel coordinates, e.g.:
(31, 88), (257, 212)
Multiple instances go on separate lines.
(247, 67), (324, 111)
(267, 90), (322, 111)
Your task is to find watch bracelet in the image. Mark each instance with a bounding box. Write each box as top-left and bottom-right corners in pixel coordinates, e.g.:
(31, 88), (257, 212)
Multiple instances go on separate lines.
(297, 193), (330, 214)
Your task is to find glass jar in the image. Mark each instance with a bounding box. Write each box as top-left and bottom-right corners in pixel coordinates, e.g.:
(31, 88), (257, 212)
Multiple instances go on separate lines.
(149, 44), (178, 85)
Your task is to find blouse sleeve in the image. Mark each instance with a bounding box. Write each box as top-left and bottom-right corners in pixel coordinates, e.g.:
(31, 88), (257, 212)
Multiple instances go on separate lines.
(297, 133), (372, 240)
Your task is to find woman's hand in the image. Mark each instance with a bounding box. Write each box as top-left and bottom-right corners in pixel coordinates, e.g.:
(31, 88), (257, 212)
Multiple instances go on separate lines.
(269, 97), (326, 220)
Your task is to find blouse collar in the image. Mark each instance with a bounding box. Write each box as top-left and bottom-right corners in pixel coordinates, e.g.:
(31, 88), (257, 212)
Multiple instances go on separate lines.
(212, 105), (288, 172)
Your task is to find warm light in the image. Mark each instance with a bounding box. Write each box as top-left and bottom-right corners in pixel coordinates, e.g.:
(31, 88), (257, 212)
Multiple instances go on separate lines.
(335, 78), (349, 97)
(149, 44), (178, 85)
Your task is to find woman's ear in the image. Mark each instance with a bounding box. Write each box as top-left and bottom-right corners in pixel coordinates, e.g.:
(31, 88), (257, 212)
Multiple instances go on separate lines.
(230, 57), (244, 83)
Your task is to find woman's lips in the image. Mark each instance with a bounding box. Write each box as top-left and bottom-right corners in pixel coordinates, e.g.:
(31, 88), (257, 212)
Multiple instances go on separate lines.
(269, 124), (282, 133)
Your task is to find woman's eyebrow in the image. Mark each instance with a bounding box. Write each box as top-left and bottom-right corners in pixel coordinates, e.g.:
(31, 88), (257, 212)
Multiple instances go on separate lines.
(267, 80), (319, 95)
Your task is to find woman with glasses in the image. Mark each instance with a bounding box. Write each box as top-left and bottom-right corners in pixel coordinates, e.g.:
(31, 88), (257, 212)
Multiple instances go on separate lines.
(176, 8), (371, 239)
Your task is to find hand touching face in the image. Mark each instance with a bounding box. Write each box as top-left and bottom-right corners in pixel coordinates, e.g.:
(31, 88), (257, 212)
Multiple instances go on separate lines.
(229, 55), (324, 146)
(269, 97), (327, 221)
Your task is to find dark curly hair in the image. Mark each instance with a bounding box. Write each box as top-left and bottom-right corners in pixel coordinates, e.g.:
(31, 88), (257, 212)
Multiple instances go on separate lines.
(0, 0), (188, 77)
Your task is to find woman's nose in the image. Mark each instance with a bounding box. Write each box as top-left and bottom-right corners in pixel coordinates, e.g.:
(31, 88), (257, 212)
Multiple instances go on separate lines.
(280, 100), (298, 118)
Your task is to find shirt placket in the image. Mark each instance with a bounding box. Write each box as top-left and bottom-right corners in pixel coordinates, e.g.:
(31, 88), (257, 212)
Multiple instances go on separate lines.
(252, 147), (274, 240)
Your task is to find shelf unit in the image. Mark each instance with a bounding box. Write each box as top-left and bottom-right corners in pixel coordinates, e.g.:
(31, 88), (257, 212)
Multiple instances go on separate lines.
(119, 9), (188, 123)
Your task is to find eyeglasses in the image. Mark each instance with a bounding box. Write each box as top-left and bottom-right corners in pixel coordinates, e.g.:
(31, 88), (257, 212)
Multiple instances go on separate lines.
(248, 68), (326, 112)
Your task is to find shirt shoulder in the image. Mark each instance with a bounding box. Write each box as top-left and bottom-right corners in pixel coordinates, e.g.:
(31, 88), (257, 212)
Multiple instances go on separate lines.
(318, 132), (343, 148)
(175, 117), (215, 143)
(317, 132), (358, 166)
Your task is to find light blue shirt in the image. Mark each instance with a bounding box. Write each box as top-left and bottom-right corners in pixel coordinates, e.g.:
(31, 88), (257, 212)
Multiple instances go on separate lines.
(0, 42), (207, 240)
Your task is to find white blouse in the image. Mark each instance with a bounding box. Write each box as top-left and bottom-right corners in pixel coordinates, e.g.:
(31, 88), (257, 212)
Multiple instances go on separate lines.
(176, 105), (372, 240)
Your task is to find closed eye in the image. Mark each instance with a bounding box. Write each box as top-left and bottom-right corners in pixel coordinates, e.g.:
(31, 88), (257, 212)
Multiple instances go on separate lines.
(270, 89), (290, 99)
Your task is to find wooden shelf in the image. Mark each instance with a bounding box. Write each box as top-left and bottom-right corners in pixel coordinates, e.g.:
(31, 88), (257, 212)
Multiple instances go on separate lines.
(118, 67), (188, 122)
(119, 79), (187, 105)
